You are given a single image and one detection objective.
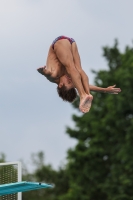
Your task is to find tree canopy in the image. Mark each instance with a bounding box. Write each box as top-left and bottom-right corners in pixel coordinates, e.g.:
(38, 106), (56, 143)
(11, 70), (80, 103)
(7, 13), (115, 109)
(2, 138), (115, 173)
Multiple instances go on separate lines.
(61, 40), (133, 200)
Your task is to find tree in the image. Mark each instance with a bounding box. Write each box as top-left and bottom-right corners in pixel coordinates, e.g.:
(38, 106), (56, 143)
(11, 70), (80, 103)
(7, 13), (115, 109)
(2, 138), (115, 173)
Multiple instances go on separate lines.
(60, 40), (133, 200)
(22, 152), (69, 200)
(0, 153), (6, 163)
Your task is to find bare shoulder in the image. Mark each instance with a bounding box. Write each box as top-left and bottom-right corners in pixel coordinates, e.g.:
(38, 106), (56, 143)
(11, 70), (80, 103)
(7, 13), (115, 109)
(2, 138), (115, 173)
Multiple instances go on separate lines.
(37, 66), (60, 84)
(37, 66), (52, 77)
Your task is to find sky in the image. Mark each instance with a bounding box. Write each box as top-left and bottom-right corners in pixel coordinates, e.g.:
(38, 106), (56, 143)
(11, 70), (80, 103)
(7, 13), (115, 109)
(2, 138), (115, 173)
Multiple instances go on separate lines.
(0, 0), (133, 171)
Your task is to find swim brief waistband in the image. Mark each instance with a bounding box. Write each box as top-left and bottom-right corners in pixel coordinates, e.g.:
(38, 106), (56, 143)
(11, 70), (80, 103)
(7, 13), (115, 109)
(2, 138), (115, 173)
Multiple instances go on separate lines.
(52, 36), (75, 49)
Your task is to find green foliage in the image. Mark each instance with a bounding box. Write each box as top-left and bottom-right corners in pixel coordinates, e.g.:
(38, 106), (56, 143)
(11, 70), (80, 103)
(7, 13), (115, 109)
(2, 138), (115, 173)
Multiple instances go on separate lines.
(22, 152), (69, 200)
(61, 41), (133, 200)
(0, 153), (6, 163)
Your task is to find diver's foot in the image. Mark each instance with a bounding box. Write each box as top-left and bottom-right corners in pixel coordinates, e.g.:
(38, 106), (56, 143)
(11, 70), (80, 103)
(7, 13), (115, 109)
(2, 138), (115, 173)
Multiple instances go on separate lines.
(79, 94), (93, 113)
(37, 66), (46, 75)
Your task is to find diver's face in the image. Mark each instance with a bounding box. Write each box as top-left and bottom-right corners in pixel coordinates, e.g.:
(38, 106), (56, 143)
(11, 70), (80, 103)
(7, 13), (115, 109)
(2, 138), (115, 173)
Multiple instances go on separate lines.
(58, 75), (74, 90)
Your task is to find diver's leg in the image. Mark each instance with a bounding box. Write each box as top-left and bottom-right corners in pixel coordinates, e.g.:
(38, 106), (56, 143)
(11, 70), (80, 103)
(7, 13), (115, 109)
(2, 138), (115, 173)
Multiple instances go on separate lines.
(71, 42), (90, 95)
(54, 39), (93, 113)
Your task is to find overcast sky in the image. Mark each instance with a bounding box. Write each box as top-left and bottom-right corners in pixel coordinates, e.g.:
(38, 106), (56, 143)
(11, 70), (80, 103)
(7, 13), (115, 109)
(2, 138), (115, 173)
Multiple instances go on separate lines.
(0, 0), (133, 171)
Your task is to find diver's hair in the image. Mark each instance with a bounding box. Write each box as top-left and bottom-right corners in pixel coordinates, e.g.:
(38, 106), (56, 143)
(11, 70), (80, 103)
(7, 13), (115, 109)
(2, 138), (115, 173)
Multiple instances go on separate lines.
(57, 85), (77, 103)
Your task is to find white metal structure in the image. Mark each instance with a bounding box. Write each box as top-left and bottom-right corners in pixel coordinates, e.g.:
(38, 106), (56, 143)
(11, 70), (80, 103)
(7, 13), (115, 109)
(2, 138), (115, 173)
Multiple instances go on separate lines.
(0, 161), (22, 200)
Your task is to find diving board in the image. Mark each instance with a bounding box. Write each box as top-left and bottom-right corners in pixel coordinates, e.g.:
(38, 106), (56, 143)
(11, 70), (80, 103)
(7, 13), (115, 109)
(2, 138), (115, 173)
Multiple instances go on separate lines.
(0, 181), (53, 196)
